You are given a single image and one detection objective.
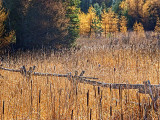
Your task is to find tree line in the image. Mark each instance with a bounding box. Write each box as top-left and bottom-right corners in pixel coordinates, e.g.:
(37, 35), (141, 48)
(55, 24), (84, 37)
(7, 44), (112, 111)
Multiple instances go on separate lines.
(79, 0), (160, 37)
(0, 0), (160, 50)
(0, 0), (80, 50)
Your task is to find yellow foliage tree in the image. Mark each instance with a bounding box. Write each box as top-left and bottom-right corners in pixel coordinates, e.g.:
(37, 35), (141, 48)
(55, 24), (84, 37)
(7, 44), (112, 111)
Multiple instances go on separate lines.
(119, 1), (128, 11)
(0, 0), (14, 49)
(133, 21), (145, 37)
(120, 0), (144, 19)
(101, 9), (118, 37)
(120, 0), (160, 30)
(120, 16), (127, 33)
(133, 21), (144, 32)
(142, 0), (160, 29)
(79, 6), (101, 37)
(155, 17), (160, 33)
(79, 12), (90, 36)
(142, 0), (160, 18)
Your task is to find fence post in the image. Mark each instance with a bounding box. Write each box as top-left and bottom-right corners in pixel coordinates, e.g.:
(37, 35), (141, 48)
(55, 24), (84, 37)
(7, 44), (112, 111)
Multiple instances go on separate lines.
(30, 80), (33, 119)
(87, 90), (89, 120)
(2, 100), (4, 120)
(119, 86), (123, 120)
(110, 84), (112, 119)
(28, 66), (35, 119)
(38, 90), (41, 120)
(72, 71), (78, 95)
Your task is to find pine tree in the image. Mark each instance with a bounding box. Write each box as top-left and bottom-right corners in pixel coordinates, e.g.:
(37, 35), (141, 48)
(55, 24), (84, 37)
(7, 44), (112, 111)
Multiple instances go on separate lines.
(93, 3), (102, 18)
(65, 0), (80, 47)
(92, 14), (102, 37)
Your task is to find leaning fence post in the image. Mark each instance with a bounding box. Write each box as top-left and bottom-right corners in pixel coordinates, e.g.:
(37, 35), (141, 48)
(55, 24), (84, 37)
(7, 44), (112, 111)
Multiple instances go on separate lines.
(20, 66), (26, 77)
(143, 80), (159, 112)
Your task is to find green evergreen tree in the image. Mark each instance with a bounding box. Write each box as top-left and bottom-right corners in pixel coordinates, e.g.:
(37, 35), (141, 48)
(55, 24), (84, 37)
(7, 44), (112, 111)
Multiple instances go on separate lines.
(93, 3), (102, 18)
(65, 0), (80, 47)
(112, 0), (122, 14)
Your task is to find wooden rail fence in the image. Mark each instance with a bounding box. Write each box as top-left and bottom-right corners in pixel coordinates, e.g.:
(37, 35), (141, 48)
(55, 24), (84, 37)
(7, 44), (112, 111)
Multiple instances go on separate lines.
(0, 65), (160, 112)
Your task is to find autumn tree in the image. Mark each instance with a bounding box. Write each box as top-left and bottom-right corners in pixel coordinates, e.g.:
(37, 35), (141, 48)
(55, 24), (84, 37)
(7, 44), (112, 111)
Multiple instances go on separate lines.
(133, 21), (145, 37)
(142, 0), (160, 30)
(120, 0), (160, 30)
(101, 9), (118, 37)
(87, 6), (97, 37)
(5, 0), (70, 49)
(133, 21), (144, 32)
(119, 0), (128, 16)
(155, 17), (160, 33)
(0, 0), (14, 49)
(79, 12), (89, 35)
(79, 6), (101, 37)
(119, 0), (144, 29)
(120, 16), (127, 33)
(120, 0), (144, 19)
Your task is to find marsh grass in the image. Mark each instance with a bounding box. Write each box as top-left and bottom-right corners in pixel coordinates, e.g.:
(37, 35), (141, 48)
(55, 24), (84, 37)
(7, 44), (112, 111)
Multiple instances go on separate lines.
(0, 32), (160, 119)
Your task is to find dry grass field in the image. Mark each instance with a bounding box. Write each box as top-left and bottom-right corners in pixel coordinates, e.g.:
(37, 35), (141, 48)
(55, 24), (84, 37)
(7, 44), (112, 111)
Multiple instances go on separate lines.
(0, 32), (160, 119)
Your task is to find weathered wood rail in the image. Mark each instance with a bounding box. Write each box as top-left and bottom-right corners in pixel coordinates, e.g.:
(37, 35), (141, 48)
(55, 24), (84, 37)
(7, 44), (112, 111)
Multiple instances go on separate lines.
(0, 65), (160, 111)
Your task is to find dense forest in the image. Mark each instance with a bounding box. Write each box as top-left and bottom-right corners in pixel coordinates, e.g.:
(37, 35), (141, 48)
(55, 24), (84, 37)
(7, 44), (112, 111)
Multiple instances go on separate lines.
(0, 0), (160, 50)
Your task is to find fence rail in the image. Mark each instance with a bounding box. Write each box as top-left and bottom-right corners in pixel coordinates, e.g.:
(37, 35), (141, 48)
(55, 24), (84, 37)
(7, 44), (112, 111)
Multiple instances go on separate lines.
(0, 65), (160, 112)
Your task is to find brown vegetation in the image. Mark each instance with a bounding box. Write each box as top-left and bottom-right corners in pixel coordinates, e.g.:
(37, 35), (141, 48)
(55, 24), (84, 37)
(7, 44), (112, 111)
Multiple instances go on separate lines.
(0, 32), (160, 119)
